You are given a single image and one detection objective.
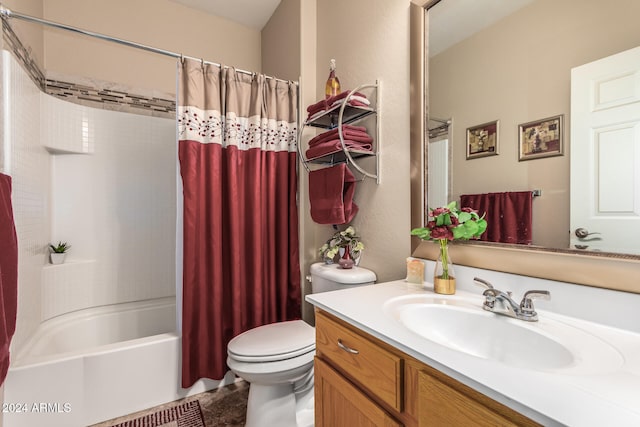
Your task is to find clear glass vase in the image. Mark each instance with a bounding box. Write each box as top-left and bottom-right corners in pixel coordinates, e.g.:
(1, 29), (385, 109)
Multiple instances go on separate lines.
(434, 239), (456, 294)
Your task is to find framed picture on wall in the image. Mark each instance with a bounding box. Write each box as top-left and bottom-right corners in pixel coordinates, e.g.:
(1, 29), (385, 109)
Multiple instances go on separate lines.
(518, 115), (564, 161)
(466, 120), (499, 159)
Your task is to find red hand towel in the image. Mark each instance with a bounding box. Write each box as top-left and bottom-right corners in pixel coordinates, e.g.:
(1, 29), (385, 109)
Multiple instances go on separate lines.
(0, 173), (18, 386)
(309, 164), (359, 225)
(306, 139), (373, 160)
(460, 191), (532, 244)
(306, 99), (370, 119)
(306, 91), (369, 119)
(306, 91), (367, 114)
(308, 126), (372, 147)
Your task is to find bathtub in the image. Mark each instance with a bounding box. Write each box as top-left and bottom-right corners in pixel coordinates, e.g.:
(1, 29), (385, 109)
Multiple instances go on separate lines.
(3, 297), (220, 427)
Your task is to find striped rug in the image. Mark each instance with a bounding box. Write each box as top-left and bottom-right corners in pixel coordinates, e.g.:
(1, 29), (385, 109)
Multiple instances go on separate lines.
(110, 400), (205, 427)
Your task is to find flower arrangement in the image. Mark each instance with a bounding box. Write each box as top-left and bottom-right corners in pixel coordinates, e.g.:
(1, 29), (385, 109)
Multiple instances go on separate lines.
(319, 226), (364, 263)
(411, 201), (487, 282)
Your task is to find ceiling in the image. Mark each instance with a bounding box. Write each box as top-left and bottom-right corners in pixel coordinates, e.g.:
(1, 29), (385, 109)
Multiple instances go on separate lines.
(169, 0), (532, 49)
(171, 0), (282, 30)
(428, 0), (533, 57)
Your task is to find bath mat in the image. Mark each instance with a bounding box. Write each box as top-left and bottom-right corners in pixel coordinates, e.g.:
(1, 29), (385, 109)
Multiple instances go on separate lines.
(110, 400), (205, 427)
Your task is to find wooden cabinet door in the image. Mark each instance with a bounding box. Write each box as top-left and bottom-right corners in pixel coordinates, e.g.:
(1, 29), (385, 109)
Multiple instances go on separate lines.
(418, 370), (540, 427)
(315, 357), (403, 427)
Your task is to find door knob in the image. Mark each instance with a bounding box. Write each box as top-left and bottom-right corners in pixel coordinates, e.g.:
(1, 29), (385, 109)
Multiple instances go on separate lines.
(575, 228), (601, 239)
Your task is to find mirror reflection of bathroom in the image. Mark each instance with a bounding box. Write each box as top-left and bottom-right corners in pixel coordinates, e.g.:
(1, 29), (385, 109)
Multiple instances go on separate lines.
(426, 0), (640, 254)
(427, 117), (452, 212)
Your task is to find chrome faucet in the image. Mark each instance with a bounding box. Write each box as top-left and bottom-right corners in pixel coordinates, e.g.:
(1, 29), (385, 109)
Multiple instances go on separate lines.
(473, 277), (550, 322)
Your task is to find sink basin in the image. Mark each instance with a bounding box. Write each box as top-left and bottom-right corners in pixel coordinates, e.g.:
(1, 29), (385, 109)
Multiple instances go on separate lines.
(383, 295), (623, 374)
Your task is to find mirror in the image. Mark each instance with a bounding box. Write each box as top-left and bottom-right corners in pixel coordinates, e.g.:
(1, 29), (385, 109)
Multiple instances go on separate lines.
(426, 0), (640, 256)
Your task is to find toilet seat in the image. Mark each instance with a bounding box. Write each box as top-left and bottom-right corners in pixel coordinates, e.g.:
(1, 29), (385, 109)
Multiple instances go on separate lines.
(228, 320), (315, 363)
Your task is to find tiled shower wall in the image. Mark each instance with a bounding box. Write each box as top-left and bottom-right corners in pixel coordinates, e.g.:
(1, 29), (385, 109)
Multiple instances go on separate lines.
(1, 50), (48, 353)
(44, 94), (176, 320)
(2, 50), (177, 354)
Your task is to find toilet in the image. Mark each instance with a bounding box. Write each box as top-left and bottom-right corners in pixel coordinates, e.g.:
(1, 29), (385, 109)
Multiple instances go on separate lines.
(226, 262), (376, 427)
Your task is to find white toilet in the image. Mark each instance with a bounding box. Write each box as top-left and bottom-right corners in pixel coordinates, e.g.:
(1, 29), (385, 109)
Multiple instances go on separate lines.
(226, 262), (376, 427)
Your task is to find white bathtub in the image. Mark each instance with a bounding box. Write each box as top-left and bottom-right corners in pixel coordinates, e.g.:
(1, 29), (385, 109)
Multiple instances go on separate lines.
(3, 297), (221, 427)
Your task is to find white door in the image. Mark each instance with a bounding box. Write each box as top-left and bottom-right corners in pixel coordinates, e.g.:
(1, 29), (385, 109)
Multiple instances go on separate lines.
(428, 137), (449, 210)
(571, 46), (640, 254)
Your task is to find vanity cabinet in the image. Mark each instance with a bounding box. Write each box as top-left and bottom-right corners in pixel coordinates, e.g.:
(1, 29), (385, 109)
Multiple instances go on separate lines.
(314, 309), (541, 427)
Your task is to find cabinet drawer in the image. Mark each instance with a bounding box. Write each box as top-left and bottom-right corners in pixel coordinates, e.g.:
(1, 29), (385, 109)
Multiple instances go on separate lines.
(315, 311), (403, 411)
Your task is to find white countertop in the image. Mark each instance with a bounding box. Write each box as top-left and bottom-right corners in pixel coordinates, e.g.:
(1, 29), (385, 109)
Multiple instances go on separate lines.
(306, 279), (640, 427)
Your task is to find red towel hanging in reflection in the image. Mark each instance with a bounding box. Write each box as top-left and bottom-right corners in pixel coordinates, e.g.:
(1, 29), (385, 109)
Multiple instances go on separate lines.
(460, 191), (532, 244)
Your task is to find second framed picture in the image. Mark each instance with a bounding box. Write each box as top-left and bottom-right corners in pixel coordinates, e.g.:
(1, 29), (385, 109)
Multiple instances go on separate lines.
(466, 120), (499, 159)
(518, 115), (564, 161)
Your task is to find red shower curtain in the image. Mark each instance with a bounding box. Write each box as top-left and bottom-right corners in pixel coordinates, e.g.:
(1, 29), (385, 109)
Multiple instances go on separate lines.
(178, 60), (301, 387)
(0, 173), (18, 386)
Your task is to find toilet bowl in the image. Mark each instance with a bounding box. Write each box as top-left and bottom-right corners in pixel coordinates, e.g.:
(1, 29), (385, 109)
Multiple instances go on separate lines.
(227, 263), (376, 427)
(227, 320), (315, 427)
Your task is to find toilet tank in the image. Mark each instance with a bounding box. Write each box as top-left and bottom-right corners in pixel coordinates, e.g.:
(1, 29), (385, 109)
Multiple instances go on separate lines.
(309, 262), (376, 294)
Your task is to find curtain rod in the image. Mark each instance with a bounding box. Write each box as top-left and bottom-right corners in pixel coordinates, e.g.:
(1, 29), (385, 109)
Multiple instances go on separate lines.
(429, 117), (450, 125)
(0, 5), (297, 85)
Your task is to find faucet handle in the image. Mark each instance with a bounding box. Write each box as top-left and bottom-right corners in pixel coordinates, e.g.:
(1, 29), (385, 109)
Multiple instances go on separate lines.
(473, 277), (494, 290)
(519, 290), (550, 318)
(474, 278), (498, 310)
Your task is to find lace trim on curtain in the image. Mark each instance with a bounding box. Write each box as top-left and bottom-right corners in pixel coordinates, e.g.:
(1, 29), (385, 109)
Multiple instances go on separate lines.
(178, 106), (297, 152)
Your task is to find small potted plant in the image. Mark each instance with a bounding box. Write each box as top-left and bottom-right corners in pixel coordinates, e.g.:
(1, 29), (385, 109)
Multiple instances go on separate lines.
(49, 241), (71, 265)
(318, 226), (365, 269)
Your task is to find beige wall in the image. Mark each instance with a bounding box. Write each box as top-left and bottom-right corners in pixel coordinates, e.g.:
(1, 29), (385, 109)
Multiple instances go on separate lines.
(40, 0), (261, 95)
(298, 0), (318, 323)
(2, 0), (44, 69)
(261, 0), (300, 81)
(429, 0), (640, 248)
(308, 0), (412, 288)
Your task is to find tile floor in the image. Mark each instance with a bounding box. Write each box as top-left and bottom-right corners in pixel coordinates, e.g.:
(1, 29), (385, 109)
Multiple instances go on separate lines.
(91, 381), (249, 427)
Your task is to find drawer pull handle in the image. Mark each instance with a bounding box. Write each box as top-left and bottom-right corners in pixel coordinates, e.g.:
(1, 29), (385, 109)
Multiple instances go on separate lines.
(337, 339), (359, 354)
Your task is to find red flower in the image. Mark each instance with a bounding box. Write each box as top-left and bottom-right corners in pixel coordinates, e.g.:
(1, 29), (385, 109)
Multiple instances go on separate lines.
(411, 202), (487, 243)
(430, 226), (454, 240)
(431, 207), (450, 216)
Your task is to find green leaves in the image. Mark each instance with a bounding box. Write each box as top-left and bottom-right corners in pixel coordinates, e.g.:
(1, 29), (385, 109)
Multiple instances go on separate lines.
(319, 226), (365, 261)
(411, 201), (487, 242)
(411, 227), (432, 240)
(50, 241), (71, 253)
(436, 213), (451, 226)
(452, 219), (483, 239)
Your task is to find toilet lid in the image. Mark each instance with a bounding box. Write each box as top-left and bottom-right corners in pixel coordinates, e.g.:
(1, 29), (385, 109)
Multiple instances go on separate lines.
(227, 320), (315, 362)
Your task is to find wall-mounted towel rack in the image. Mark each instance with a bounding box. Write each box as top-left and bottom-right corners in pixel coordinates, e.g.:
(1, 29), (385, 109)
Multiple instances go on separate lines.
(532, 189), (542, 197)
(297, 81), (380, 184)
